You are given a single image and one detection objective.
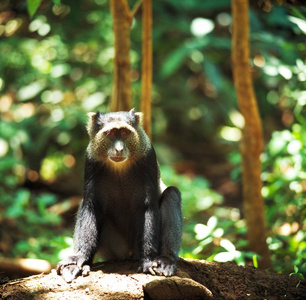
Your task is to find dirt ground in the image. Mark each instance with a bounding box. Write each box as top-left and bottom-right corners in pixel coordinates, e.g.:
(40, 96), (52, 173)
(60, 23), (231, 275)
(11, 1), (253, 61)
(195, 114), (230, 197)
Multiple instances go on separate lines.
(0, 258), (305, 299)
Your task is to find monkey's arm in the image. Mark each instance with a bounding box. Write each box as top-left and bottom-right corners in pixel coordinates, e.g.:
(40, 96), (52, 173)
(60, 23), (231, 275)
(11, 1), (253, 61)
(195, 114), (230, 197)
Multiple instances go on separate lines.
(137, 185), (182, 277)
(135, 149), (162, 275)
(137, 199), (161, 275)
(57, 158), (103, 283)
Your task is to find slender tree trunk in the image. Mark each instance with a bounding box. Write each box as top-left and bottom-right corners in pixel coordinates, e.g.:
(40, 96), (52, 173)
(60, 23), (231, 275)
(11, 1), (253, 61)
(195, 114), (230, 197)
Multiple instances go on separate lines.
(231, 0), (271, 269)
(110, 0), (132, 112)
(109, 0), (153, 137)
(140, 0), (152, 138)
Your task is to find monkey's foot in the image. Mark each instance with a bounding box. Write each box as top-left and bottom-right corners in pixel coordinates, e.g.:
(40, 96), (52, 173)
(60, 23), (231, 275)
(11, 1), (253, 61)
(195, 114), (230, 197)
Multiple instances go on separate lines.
(139, 256), (177, 277)
(56, 255), (90, 283)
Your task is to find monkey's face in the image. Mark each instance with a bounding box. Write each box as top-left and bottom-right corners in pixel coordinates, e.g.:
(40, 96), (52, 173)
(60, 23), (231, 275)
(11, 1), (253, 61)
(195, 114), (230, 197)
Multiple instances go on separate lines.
(104, 127), (131, 163)
(87, 110), (145, 171)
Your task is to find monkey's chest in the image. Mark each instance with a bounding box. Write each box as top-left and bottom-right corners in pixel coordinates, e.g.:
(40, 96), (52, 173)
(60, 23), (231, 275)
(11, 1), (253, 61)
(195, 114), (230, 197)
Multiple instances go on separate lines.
(101, 187), (142, 258)
(103, 173), (144, 202)
(102, 181), (142, 226)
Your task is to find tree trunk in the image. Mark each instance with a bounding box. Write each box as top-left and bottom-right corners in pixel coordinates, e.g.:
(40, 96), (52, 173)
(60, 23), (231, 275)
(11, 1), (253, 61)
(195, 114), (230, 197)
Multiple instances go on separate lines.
(140, 0), (152, 138)
(110, 0), (132, 112)
(231, 0), (271, 269)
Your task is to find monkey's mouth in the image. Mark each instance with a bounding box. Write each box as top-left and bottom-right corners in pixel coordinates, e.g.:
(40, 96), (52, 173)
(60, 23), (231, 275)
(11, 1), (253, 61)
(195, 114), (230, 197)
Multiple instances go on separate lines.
(110, 156), (127, 163)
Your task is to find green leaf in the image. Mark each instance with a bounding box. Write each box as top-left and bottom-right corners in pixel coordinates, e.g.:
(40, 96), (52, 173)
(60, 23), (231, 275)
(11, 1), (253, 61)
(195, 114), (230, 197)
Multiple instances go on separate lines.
(194, 223), (210, 240)
(253, 255), (258, 268)
(220, 239), (236, 253)
(52, 0), (61, 5)
(214, 251), (235, 262)
(207, 216), (218, 230)
(27, 0), (42, 18)
(161, 46), (190, 78)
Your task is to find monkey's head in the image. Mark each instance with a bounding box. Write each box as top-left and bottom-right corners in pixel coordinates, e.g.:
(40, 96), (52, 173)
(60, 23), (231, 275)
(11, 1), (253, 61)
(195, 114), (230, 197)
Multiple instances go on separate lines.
(87, 109), (150, 171)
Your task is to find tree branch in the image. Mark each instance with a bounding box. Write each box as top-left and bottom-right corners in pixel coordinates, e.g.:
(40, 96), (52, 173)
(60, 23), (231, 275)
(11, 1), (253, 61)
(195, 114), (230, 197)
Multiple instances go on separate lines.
(131, 0), (143, 18)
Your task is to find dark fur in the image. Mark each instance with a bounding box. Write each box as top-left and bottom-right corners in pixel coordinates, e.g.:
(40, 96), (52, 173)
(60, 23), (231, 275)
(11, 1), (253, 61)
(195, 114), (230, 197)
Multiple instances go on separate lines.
(57, 109), (183, 282)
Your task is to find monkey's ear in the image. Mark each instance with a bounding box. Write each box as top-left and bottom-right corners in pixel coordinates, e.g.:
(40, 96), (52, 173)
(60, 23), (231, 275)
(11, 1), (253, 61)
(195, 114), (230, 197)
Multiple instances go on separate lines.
(135, 112), (143, 125)
(86, 112), (96, 135)
(129, 108), (136, 115)
(129, 108), (143, 125)
(87, 112), (96, 119)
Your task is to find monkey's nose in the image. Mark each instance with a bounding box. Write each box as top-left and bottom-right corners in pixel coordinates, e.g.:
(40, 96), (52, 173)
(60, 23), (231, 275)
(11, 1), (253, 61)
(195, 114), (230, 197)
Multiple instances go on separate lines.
(114, 141), (124, 155)
(115, 148), (123, 155)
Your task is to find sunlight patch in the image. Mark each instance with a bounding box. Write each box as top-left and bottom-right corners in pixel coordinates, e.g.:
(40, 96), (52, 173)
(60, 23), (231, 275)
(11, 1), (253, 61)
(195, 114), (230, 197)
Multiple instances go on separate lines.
(190, 18), (214, 37)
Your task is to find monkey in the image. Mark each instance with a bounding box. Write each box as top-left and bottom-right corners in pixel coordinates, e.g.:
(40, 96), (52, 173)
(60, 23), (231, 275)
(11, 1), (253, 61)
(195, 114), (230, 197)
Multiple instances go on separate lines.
(57, 109), (183, 283)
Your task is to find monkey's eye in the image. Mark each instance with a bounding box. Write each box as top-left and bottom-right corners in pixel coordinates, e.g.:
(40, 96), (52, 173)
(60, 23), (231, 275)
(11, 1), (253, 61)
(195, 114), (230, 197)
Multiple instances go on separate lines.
(106, 129), (117, 137)
(120, 129), (130, 138)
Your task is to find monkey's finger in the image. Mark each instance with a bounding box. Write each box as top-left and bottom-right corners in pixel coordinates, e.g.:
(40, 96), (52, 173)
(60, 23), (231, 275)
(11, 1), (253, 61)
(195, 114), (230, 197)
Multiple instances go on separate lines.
(61, 265), (80, 283)
(151, 261), (163, 275)
(56, 263), (61, 274)
(148, 267), (156, 275)
(56, 262), (66, 275)
(77, 259), (85, 269)
(152, 267), (162, 276)
(82, 265), (90, 277)
(152, 261), (158, 268)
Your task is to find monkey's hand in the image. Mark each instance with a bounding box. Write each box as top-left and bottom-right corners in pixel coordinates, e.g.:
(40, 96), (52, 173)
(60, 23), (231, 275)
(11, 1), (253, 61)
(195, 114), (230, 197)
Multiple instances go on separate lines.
(56, 255), (90, 283)
(139, 256), (177, 277)
(151, 256), (177, 276)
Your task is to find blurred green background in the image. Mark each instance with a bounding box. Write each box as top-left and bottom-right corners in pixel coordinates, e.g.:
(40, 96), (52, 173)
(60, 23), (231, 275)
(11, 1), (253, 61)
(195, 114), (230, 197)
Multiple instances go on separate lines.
(0, 0), (305, 278)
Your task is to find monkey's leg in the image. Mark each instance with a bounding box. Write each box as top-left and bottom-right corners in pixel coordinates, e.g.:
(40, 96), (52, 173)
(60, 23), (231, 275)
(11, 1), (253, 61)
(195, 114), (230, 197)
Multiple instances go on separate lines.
(137, 204), (161, 275)
(152, 186), (183, 276)
(57, 201), (102, 283)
